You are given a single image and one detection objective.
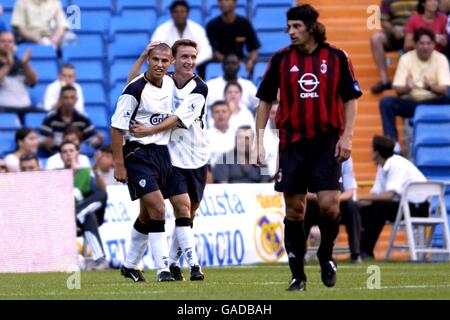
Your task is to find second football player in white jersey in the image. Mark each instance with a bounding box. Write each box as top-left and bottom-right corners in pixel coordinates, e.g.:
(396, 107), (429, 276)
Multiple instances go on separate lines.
(129, 39), (209, 281)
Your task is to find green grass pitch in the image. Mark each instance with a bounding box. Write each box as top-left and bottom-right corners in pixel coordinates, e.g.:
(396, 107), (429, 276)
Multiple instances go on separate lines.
(1, 261), (449, 300)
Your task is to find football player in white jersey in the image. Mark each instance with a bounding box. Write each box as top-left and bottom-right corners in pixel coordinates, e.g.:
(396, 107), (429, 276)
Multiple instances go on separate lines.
(111, 43), (176, 282)
(128, 39), (209, 281)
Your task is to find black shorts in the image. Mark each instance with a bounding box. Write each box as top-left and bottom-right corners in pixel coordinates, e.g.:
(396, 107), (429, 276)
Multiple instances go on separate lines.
(274, 130), (342, 194)
(383, 29), (404, 52)
(169, 165), (207, 203)
(123, 141), (172, 201)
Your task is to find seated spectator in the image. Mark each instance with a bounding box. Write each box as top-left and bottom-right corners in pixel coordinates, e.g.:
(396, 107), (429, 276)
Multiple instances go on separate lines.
(92, 144), (119, 186)
(11, 0), (69, 47)
(263, 102), (280, 179)
(370, 0), (417, 94)
(39, 85), (104, 157)
(404, 0), (447, 53)
(206, 53), (258, 113)
(224, 81), (255, 134)
(206, 0), (260, 74)
(0, 157), (8, 173)
(304, 158), (362, 264)
(4, 127), (39, 172)
(0, 4), (7, 32)
(61, 140), (108, 270)
(45, 126), (91, 170)
(0, 31), (37, 111)
(19, 153), (40, 171)
(358, 135), (429, 259)
(213, 125), (270, 183)
(206, 100), (235, 167)
(151, 1), (212, 69)
(379, 28), (450, 152)
(43, 64), (85, 114)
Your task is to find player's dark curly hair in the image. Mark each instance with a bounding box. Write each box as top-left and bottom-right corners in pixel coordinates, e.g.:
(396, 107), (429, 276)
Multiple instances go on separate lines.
(287, 4), (326, 45)
(372, 135), (395, 159)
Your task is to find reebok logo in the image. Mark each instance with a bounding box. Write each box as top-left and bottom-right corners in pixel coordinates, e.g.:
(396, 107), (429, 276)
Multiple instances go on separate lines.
(290, 65), (299, 72)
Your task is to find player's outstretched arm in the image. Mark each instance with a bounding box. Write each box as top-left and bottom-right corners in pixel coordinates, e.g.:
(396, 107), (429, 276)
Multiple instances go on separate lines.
(129, 115), (180, 138)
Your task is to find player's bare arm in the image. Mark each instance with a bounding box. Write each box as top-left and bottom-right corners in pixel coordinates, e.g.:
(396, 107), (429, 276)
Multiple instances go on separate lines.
(255, 100), (273, 166)
(335, 99), (357, 163)
(129, 115), (180, 138)
(111, 127), (127, 182)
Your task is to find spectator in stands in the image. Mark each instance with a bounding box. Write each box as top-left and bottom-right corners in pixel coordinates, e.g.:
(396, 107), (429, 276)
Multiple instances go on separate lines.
(379, 28), (450, 152)
(45, 126), (91, 170)
(151, 1), (212, 71)
(92, 144), (118, 186)
(11, 0), (69, 47)
(0, 31), (36, 110)
(206, 100), (235, 167)
(212, 125), (270, 183)
(19, 153), (40, 171)
(206, 53), (258, 113)
(0, 4), (7, 32)
(4, 127), (39, 172)
(263, 102), (280, 179)
(304, 158), (362, 264)
(206, 0), (260, 74)
(370, 0), (418, 94)
(404, 0), (447, 53)
(61, 140), (108, 270)
(43, 63), (85, 114)
(39, 85), (104, 157)
(358, 135), (429, 259)
(0, 157), (8, 173)
(224, 81), (255, 134)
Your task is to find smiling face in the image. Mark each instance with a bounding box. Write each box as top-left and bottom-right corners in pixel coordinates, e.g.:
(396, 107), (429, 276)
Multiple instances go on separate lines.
(146, 46), (173, 83)
(19, 130), (39, 154)
(174, 45), (197, 77)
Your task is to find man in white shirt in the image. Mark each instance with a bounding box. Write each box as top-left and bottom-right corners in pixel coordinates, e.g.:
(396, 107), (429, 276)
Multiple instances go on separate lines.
(111, 43), (176, 282)
(43, 64), (85, 114)
(151, 0), (212, 67)
(206, 53), (259, 113)
(358, 135), (429, 259)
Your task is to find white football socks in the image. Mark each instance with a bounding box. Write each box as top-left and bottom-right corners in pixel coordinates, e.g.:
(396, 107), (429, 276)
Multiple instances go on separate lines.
(148, 232), (170, 273)
(123, 228), (148, 269)
(176, 226), (199, 269)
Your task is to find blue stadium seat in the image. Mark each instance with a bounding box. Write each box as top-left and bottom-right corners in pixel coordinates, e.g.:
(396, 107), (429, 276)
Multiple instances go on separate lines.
(253, 62), (268, 87)
(109, 9), (156, 39)
(116, 0), (158, 13)
(0, 113), (21, 130)
(1, 0), (16, 11)
(205, 62), (248, 81)
(110, 59), (143, 85)
(97, 128), (111, 145)
(29, 84), (48, 109)
(17, 44), (58, 60)
(108, 33), (149, 63)
(414, 122), (450, 147)
(85, 106), (109, 128)
(24, 113), (47, 129)
(416, 145), (450, 178)
(253, 6), (290, 30)
(253, 0), (292, 8)
(30, 60), (59, 83)
(71, 0), (112, 10)
(1, 10), (12, 31)
(70, 60), (105, 83)
(0, 131), (16, 157)
(258, 31), (290, 56)
(413, 105), (450, 124)
(77, 10), (111, 36)
(63, 34), (104, 60)
(109, 83), (125, 112)
(83, 83), (107, 105)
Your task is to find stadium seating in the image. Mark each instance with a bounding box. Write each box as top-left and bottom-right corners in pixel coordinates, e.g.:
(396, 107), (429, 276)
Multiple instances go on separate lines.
(413, 122), (450, 148)
(252, 61), (268, 87)
(253, 6), (290, 30)
(17, 44), (58, 60)
(108, 33), (149, 63)
(77, 10), (111, 37)
(116, 0), (158, 13)
(0, 131), (16, 157)
(85, 106), (109, 129)
(70, 60), (105, 83)
(257, 30), (290, 57)
(109, 83), (125, 112)
(205, 62), (248, 81)
(24, 113), (47, 130)
(29, 84), (48, 109)
(30, 61), (59, 83)
(109, 9), (156, 39)
(413, 105), (450, 123)
(63, 34), (104, 61)
(0, 113), (21, 130)
(83, 83), (107, 106)
(1, 0), (16, 11)
(415, 145), (450, 178)
(71, 0), (113, 10)
(110, 59), (143, 85)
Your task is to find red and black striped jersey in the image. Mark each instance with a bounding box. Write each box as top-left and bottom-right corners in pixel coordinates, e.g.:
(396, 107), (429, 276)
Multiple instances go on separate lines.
(256, 43), (362, 150)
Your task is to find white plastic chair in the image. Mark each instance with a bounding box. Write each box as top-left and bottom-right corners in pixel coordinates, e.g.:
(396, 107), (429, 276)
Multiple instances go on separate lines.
(385, 181), (450, 261)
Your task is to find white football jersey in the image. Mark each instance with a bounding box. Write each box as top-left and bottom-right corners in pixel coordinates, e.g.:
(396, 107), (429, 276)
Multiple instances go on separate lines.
(169, 74), (210, 169)
(111, 73), (174, 145)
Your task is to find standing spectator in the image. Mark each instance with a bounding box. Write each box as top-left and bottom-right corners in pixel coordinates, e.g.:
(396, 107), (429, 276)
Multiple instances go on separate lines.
(206, 100), (235, 167)
(19, 153), (41, 171)
(358, 135), (429, 259)
(39, 85), (104, 157)
(0, 31), (37, 111)
(4, 127), (39, 172)
(45, 126), (91, 170)
(370, 0), (418, 94)
(224, 81), (255, 134)
(255, 5), (362, 291)
(206, 0), (260, 74)
(151, 1), (212, 69)
(43, 64), (85, 114)
(206, 53), (258, 112)
(11, 0), (69, 47)
(404, 0), (447, 52)
(0, 157), (9, 173)
(379, 28), (450, 151)
(213, 126), (270, 183)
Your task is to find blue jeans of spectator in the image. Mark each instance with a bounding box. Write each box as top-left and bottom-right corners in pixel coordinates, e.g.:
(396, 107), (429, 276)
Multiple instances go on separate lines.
(379, 95), (450, 140)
